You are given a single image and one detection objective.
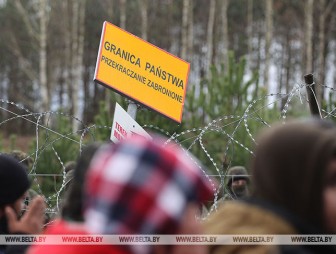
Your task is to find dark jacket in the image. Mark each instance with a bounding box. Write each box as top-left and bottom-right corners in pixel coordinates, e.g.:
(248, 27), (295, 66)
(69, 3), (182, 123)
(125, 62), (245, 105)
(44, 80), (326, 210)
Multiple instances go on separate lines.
(0, 217), (29, 254)
(204, 199), (336, 254)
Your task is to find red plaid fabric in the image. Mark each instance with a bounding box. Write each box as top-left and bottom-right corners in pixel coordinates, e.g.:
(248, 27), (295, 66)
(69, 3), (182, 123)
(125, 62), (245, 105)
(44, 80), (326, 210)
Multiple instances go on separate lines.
(84, 136), (214, 235)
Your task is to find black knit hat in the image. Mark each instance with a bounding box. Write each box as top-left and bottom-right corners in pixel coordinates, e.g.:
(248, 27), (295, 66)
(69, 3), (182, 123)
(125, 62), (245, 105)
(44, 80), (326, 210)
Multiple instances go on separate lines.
(0, 154), (30, 207)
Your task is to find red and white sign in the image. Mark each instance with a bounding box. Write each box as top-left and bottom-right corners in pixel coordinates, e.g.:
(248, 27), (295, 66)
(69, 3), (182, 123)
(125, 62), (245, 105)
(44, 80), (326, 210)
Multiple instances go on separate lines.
(111, 103), (151, 143)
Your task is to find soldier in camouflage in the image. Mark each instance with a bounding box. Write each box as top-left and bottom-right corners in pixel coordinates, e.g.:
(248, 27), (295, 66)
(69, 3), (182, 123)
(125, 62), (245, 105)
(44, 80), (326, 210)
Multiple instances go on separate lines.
(222, 166), (250, 201)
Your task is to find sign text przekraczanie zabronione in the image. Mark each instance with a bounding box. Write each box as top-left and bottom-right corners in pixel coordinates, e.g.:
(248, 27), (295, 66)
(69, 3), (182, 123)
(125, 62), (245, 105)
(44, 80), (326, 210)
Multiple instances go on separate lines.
(94, 21), (190, 123)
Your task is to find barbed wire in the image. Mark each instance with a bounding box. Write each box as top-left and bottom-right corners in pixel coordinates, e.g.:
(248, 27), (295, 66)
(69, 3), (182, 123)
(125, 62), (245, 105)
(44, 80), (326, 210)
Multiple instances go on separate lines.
(0, 81), (335, 220)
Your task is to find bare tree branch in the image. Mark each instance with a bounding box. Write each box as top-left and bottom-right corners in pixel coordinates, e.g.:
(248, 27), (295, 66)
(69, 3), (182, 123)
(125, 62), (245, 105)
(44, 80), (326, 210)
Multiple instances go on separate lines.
(14, 0), (39, 43)
(7, 32), (38, 82)
(324, 0), (335, 18)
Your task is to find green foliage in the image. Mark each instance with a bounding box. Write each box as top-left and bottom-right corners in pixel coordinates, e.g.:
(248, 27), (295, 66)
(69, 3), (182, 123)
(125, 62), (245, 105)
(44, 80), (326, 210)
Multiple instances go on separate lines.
(94, 101), (113, 141)
(5, 51), (309, 203)
(183, 52), (262, 173)
(27, 114), (81, 203)
(87, 52), (266, 176)
(9, 134), (16, 151)
(92, 92), (131, 141)
(136, 107), (185, 135)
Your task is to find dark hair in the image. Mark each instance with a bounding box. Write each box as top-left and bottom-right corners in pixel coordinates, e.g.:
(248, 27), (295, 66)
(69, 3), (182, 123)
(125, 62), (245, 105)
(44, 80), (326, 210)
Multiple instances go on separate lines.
(61, 143), (102, 221)
(252, 118), (336, 231)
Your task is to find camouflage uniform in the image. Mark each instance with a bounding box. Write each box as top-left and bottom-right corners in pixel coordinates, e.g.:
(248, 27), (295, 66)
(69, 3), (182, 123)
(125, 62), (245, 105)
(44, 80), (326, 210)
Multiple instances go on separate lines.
(221, 166), (250, 201)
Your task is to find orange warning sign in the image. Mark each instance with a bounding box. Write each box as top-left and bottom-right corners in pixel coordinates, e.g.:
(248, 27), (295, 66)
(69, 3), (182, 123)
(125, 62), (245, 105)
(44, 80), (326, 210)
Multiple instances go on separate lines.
(94, 21), (190, 123)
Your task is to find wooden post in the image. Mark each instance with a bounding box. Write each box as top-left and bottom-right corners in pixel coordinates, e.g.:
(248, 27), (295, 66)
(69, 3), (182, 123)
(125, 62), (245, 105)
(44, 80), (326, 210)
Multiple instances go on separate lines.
(304, 73), (322, 118)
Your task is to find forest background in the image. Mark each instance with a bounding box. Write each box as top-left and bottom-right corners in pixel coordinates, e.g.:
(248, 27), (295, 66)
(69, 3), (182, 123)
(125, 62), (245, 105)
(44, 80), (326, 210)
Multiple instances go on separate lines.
(0, 0), (335, 202)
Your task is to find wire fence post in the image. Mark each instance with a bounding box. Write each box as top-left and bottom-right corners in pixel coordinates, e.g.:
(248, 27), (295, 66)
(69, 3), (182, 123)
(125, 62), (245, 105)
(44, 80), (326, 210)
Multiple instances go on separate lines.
(304, 73), (322, 118)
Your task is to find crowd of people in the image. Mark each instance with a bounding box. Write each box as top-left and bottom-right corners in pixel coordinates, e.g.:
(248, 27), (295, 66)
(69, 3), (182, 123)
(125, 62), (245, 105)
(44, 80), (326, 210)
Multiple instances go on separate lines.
(0, 117), (336, 253)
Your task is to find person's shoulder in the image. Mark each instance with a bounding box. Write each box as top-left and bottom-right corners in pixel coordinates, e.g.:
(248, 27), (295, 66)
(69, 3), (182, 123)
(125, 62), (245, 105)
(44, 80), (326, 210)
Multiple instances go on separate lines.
(5, 244), (29, 254)
(204, 200), (296, 235)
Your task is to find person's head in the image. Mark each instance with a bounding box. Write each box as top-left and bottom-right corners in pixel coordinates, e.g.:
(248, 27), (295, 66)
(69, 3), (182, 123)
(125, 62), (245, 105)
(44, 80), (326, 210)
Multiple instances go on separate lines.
(225, 166), (249, 198)
(61, 143), (102, 222)
(84, 136), (213, 254)
(252, 118), (336, 233)
(0, 155), (30, 231)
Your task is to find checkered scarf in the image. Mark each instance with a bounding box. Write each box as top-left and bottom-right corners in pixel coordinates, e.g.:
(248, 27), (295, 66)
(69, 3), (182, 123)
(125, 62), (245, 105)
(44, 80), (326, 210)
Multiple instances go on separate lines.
(84, 136), (214, 235)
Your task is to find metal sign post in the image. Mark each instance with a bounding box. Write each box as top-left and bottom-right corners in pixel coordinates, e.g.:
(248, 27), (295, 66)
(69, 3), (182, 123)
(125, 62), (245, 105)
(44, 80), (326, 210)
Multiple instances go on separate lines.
(111, 102), (151, 143)
(127, 101), (137, 119)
